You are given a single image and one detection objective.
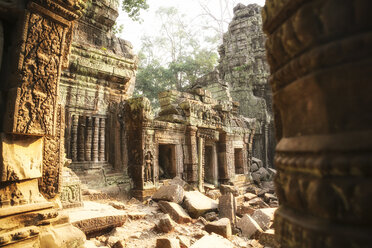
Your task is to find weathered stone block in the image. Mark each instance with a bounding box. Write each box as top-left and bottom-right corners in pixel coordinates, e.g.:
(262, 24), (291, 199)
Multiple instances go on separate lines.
(156, 238), (181, 248)
(156, 214), (176, 233)
(258, 229), (277, 247)
(190, 233), (234, 248)
(218, 193), (236, 225)
(153, 184), (185, 204)
(251, 208), (276, 231)
(158, 201), (191, 224)
(205, 218), (232, 239)
(0, 134), (43, 182)
(236, 214), (263, 238)
(183, 191), (218, 218)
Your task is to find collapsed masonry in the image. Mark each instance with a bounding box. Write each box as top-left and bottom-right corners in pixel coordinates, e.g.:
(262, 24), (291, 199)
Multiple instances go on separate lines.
(195, 3), (275, 168)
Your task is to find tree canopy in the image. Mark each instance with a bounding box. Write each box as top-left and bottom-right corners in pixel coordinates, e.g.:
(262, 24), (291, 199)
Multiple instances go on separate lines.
(122, 0), (149, 21)
(133, 7), (218, 112)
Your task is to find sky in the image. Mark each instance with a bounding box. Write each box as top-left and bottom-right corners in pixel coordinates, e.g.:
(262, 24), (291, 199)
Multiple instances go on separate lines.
(116, 0), (266, 52)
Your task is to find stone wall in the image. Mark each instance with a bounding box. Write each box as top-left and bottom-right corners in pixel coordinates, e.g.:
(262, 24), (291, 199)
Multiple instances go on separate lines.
(0, 0), (86, 246)
(59, 0), (137, 189)
(196, 4), (275, 168)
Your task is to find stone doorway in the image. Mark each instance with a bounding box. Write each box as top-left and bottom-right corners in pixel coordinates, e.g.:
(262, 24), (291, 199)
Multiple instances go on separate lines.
(204, 145), (218, 185)
(234, 148), (244, 174)
(158, 144), (176, 179)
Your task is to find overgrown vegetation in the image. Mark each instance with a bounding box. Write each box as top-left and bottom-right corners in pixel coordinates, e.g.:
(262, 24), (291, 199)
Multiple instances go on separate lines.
(133, 7), (218, 111)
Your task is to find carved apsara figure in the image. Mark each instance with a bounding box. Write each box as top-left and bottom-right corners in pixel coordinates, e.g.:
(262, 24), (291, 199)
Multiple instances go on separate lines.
(144, 151), (153, 182)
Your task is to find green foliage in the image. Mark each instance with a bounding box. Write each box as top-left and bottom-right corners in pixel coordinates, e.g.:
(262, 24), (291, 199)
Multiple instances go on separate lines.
(122, 0), (149, 22)
(112, 23), (124, 35)
(134, 7), (219, 111)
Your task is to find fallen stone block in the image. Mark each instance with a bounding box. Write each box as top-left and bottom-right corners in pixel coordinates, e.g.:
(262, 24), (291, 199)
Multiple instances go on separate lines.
(244, 192), (258, 201)
(237, 202), (255, 216)
(156, 214), (176, 233)
(169, 176), (188, 188)
(259, 229), (278, 247)
(196, 216), (208, 226)
(192, 230), (209, 240)
(177, 235), (191, 248)
(190, 233), (234, 248)
(218, 193), (236, 225)
(235, 195), (245, 206)
(247, 239), (263, 248)
(206, 189), (221, 200)
(158, 201), (192, 224)
(156, 238), (181, 248)
(112, 240), (125, 248)
(183, 191), (218, 218)
(220, 184), (239, 196)
(67, 201), (127, 237)
(128, 211), (147, 220)
(109, 202), (126, 210)
(251, 208), (276, 231)
(153, 184), (185, 204)
(205, 218), (232, 239)
(204, 211), (218, 222)
(264, 193), (277, 203)
(248, 197), (269, 208)
(236, 214), (263, 239)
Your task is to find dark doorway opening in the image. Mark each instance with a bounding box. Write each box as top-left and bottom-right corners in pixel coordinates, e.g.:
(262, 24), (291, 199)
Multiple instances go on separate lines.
(234, 148), (244, 174)
(158, 144), (176, 179)
(204, 145), (215, 185)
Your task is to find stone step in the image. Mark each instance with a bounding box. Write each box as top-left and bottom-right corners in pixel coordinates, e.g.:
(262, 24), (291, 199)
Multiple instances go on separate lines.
(62, 201), (127, 238)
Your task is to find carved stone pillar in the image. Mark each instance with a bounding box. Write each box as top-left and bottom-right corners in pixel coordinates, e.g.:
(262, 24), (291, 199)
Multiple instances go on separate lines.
(263, 0), (372, 246)
(71, 115), (78, 161)
(197, 136), (204, 192)
(185, 126), (198, 183)
(0, 0), (86, 246)
(77, 115), (85, 162)
(85, 116), (92, 161)
(92, 117), (99, 162)
(99, 118), (106, 161)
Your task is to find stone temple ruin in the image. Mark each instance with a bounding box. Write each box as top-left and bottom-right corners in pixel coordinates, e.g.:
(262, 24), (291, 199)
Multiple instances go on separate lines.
(124, 89), (255, 199)
(195, 4), (275, 170)
(0, 0), (371, 247)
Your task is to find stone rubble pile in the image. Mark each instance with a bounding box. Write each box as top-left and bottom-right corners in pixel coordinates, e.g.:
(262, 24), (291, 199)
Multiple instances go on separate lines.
(82, 175), (278, 248)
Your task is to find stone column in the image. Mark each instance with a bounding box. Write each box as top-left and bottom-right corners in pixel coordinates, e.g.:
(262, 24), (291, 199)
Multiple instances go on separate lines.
(197, 136), (204, 192)
(263, 0), (372, 246)
(71, 114), (78, 161)
(99, 118), (106, 161)
(92, 117), (99, 162)
(185, 126), (198, 183)
(85, 116), (92, 161)
(77, 115), (85, 161)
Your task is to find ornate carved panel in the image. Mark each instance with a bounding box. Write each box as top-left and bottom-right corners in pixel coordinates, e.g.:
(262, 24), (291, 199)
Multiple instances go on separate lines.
(5, 8), (69, 135)
(40, 105), (64, 199)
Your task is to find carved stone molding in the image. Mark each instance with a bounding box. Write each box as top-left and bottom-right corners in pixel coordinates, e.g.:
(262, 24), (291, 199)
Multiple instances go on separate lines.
(263, 0), (372, 246)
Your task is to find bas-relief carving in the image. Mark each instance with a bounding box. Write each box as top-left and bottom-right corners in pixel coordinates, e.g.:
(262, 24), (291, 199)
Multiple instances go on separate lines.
(263, 0), (372, 246)
(39, 105), (64, 199)
(6, 10), (66, 136)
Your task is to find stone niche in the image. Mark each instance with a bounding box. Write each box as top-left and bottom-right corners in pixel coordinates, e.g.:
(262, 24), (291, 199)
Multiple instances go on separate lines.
(122, 89), (255, 200)
(195, 4), (275, 169)
(60, 0), (137, 190)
